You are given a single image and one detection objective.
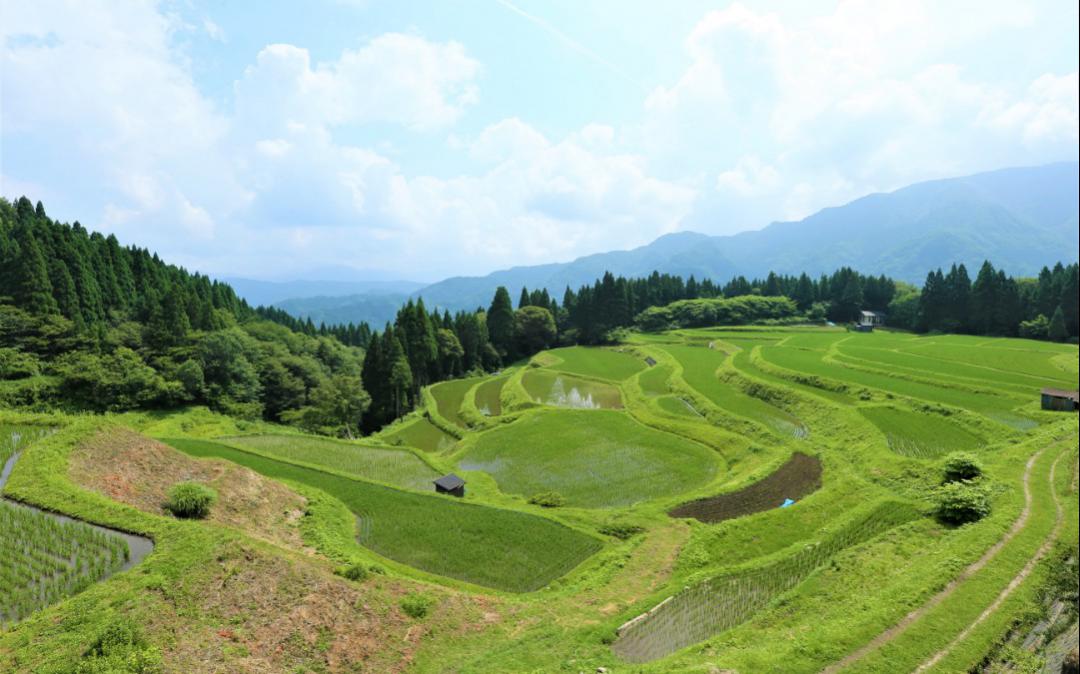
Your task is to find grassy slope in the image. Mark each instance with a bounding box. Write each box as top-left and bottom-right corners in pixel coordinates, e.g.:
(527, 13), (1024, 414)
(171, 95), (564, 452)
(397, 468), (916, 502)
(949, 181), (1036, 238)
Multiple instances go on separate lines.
(162, 437), (601, 592)
(2, 330), (1077, 674)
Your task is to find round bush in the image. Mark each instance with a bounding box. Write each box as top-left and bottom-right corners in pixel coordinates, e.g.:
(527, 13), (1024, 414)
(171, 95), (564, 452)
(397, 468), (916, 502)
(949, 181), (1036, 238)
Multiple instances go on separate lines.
(164, 482), (217, 519)
(400, 593), (435, 619)
(943, 452), (983, 483)
(935, 481), (991, 525)
(528, 491), (565, 508)
(336, 563), (369, 582)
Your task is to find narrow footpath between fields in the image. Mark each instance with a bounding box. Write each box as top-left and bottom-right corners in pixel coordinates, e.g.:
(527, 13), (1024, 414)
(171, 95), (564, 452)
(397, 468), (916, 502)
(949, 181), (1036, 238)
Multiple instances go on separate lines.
(912, 449), (1073, 672)
(819, 441), (1065, 673)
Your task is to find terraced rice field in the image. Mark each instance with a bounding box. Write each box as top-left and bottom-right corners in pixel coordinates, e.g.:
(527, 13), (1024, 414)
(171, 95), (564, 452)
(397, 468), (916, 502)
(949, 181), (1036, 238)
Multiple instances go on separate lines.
(382, 417), (458, 452)
(613, 501), (921, 663)
(662, 344), (806, 436)
(430, 377), (484, 428)
(164, 438), (600, 591)
(668, 452), (822, 522)
(473, 374), (509, 416)
(520, 370), (623, 409)
(656, 395), (702, 418)
(459, 409), (719, 508)
(858, 407), (984, 458)
(219, 434), (439, 491)
(758, 343), (1029, 424)
(1, 426), (136, 627)
(637, 364), (672, 396)
(543, 346), (647, 381)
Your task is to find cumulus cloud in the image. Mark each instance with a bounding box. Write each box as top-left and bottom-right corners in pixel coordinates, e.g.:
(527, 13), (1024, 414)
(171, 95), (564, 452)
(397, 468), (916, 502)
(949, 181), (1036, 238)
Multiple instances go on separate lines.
(642, 1), (1079, 230)
(2, 0), (1076, 278)
(234, 35), (480, 135)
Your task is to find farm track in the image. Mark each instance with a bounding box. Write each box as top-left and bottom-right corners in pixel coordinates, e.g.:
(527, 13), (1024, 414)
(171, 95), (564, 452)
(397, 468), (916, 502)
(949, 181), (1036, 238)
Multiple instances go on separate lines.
(819, 440), (1066, 673)
(912, 448), (1074, 673)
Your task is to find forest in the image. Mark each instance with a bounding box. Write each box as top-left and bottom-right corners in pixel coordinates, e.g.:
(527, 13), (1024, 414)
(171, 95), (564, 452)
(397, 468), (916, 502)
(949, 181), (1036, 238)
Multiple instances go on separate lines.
(2, 196), (1077, 437)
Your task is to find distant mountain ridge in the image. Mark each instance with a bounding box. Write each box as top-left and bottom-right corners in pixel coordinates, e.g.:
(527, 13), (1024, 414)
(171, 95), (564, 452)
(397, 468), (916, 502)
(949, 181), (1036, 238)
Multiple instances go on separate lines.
(260, 162), (1080, 325)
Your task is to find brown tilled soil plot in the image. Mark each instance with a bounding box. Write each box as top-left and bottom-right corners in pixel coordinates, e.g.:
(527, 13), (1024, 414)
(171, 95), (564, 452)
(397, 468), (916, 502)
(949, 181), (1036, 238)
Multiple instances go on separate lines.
(69, 428), (307, 550)
(668, 451), (822, 523)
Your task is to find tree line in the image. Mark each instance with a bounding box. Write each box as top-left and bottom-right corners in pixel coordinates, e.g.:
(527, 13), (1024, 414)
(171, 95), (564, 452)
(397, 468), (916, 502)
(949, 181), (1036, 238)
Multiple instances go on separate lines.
(888, 261), (1079, 340)
(0, 197), (370, 437)
(3, 195), (1075, 439)
(357, 267), (899, 430)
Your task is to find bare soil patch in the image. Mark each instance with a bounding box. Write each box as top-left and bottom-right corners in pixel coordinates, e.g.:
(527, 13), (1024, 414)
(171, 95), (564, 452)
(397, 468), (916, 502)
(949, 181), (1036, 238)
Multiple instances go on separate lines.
(668, 452), (822, 523)
(69, 428), (307, 550)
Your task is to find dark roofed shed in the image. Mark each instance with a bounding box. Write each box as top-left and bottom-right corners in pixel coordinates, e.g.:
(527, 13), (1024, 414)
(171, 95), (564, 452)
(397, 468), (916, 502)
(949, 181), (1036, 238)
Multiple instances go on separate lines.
(1040, 388), (1079, 412)
(434, 473), (466, 497)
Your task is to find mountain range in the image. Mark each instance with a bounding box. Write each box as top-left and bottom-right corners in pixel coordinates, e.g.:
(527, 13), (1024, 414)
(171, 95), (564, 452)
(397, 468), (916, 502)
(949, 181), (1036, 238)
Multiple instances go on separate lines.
(228, 162), (1079, 326)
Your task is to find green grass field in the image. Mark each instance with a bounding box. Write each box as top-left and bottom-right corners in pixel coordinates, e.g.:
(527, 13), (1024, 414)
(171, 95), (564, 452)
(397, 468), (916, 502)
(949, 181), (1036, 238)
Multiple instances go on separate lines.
(3, 328), (1077, 674)
(858, 406), (984, 458)
(459, 409), (719, 508)
(543, 346), (648, 381)
(218, 434), (439, 491)
(162, 438), (600, 592)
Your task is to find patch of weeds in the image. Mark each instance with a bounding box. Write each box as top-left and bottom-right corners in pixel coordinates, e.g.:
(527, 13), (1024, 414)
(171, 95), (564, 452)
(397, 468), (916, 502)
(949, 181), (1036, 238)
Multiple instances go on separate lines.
(400, 593), (435, 619)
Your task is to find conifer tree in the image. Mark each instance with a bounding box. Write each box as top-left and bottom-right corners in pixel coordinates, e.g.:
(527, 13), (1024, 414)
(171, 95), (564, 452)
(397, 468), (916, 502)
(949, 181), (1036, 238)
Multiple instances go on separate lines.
(487, 286), (516, 361)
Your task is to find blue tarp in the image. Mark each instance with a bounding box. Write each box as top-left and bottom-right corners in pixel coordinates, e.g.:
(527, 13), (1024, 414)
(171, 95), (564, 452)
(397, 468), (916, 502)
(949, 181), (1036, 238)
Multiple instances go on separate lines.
(780, 498), (795, 508)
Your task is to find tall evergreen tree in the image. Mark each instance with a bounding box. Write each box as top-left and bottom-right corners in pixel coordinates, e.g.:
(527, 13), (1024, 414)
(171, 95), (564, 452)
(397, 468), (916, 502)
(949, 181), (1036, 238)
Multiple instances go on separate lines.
(487, 286), (516, 361)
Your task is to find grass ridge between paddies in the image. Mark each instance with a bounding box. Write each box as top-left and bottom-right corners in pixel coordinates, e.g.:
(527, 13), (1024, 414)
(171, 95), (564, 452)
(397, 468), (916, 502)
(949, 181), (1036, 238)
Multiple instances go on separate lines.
(459, 409), (721, 508)
(218, 433), (439, 491)
(161, 437), (601, 592)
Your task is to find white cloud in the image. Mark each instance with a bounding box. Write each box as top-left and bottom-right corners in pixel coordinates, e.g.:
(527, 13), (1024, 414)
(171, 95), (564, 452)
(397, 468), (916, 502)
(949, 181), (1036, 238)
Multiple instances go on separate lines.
(643, 1), (1079, 229)
(234, 34), (480, 135)
(2, 0), (1076, 279)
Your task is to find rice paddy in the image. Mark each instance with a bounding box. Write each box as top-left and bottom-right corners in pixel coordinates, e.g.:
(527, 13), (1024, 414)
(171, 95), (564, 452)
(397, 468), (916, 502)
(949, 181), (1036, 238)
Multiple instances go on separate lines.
(858, 406), (984, 458)
(219, 434), (440, 491)
(520, 370), (623, 409)
(459, 409), (720, 508)
(163, 437), (600, 592)
(613, 501), (921, 663)
(473, 374), (509, 416)
(430, 377), (484, 428)
(1, 426), (139, 628)
(381, 417), (458, 452)
(5, 326), (1076, 673)
(661, 344), (807, 436)
(542, 346), (648, 381)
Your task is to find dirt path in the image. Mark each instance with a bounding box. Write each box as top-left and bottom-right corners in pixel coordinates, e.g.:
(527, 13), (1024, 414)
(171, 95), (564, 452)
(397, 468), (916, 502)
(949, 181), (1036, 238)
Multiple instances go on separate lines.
(820, 443), (1056, 673)
(912, 449), (1072, 672)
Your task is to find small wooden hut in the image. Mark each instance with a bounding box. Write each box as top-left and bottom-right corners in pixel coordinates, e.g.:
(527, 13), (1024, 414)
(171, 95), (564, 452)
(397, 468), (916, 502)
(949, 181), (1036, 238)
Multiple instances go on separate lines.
(433, 473), (466, 497)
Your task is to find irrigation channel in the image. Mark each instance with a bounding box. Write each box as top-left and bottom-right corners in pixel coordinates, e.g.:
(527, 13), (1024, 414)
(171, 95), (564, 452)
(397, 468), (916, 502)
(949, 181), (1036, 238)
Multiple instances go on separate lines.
(0, 448), (154, 626)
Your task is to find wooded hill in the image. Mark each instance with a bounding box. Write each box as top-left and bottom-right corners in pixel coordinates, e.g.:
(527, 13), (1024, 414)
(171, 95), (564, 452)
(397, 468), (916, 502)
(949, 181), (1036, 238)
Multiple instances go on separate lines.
(3, 195), (1076, 438)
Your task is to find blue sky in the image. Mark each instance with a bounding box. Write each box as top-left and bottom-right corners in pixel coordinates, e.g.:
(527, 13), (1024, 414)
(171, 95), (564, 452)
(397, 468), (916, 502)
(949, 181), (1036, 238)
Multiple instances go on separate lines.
(2, 1), (1078, 282)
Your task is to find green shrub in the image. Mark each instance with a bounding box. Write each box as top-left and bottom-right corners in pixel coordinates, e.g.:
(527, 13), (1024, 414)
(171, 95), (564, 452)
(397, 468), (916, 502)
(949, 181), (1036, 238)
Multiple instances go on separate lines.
(335, 563), (369, 582)
(942, 452), (983, 482)
(400, 593), (435, 619)
(164, 482), (217, 519)
(935, 481), (991, 524)
(598, 523), (645, 540)
(75, 620), (162, 673)
(528, 491), (565, 508)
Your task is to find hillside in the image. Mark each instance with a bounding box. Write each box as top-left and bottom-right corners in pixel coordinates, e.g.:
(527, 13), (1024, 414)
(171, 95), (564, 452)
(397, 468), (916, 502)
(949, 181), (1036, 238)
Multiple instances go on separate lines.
(366, 162), (1076, 318)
